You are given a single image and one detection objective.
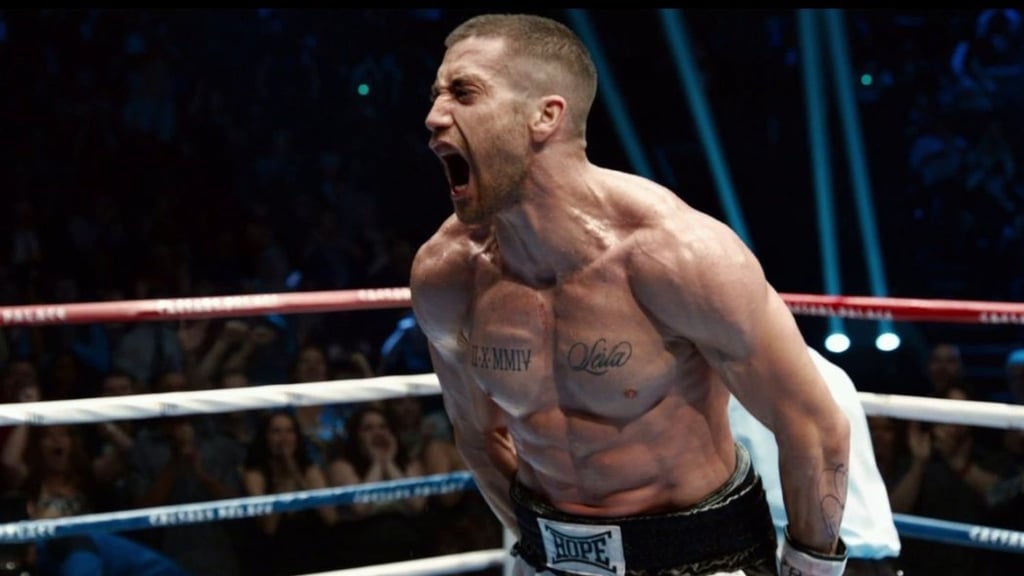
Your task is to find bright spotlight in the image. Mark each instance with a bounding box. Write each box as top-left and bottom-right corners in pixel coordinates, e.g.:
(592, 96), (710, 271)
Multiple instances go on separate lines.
(825, 333), (850, 354)
(875, 332), (900, 352)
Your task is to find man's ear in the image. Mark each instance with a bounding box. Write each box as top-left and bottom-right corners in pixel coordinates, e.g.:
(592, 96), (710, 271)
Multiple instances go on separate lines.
(530, 95), (567, 142)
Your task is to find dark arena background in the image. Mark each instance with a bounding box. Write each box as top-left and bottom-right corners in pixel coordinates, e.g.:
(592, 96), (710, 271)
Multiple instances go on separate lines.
(0, 8), (1023, 576)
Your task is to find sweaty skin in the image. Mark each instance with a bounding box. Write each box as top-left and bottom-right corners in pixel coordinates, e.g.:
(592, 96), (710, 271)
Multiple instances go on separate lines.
(412, 34), (850, 561)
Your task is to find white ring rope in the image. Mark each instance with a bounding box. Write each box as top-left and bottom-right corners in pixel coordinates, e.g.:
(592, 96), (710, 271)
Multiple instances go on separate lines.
(859, 392), (1024, 430)
(3, 372), (1022, 429)
(299, 550), (506, 576)
(0, 374), (443, 426)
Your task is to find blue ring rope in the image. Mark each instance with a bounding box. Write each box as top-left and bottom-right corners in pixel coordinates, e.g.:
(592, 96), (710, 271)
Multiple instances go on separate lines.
(1, 472), (1022, 556)
(0, 472), (474, 544)
(893, 513), (1024, 554)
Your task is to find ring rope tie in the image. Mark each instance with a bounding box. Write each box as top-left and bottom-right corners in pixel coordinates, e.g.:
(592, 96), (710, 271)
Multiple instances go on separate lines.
(2, 287), (1024, 327)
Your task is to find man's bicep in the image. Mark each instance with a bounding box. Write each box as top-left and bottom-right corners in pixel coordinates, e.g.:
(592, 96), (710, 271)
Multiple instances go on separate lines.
(633, 221), (816, 427)
(697, 289), (820, 426)
(694, 275), (847, 448)
(632, 217), (768, 353)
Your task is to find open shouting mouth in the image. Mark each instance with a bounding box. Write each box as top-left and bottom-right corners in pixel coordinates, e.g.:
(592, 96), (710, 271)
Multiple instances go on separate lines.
(432, 141), (471, 198)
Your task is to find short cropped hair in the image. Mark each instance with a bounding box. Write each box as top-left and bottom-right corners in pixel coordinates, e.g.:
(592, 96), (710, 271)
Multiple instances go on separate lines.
(446, 13), (598, 139)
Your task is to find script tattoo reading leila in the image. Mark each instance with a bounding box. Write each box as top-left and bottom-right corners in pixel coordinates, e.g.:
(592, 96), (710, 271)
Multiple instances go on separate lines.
(471, 345), (533, 372)
(567, 338), (633, 375)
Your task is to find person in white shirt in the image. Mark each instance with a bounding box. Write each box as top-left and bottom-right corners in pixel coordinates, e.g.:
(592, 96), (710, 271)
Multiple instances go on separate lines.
(729, 346), (902, 575)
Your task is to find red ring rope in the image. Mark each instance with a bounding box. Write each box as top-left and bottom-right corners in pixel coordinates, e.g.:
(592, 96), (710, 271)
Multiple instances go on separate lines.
(0, 288), (1022, 327)
(784, 293), (1024, 325)
(0, 288), (411, 327)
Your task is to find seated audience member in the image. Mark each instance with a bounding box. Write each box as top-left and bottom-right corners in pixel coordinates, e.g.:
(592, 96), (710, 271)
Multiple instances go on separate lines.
(289, 344), (347, 465)
(890, 385), (1002, 574)
(23, 477), (193, 576)
(328, 405), (426, 567)
(128, 413), (242, 576)
(241, 410), (337, 576)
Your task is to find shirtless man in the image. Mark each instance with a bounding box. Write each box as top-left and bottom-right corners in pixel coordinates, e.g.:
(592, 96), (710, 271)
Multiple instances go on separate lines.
(411, 13), (851, 576)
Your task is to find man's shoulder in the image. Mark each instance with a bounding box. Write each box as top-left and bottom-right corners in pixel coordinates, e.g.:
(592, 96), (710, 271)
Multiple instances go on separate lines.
(410, 215), (485, 344)
(411, 215), (484, 288)
(617, 187), (765, 327)
(623, 198), (741, 273)
(598, 170), (721, 248)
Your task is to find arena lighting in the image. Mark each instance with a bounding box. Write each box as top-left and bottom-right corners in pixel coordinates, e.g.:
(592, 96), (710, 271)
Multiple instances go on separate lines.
(658, 9), (754, 250)
(825, 332), (851, 354)
(875, 331), (901, 352)
(822, 9), (895, 350)
(564, 10), (656, 181)
(798, 9), (848, 345)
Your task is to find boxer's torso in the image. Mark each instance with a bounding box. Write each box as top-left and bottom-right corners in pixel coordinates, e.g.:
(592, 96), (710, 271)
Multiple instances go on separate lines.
(425, 179), (740, 517)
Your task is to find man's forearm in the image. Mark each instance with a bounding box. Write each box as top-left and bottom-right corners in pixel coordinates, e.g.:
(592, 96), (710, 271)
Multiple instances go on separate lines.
(779, 420), (850, 554)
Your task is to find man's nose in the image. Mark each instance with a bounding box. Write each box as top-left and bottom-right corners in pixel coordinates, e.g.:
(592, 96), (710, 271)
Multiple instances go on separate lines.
(425, 99), (452, 132)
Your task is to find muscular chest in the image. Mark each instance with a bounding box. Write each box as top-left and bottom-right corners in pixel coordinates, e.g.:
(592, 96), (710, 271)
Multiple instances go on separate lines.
(464, 268), (680, 417)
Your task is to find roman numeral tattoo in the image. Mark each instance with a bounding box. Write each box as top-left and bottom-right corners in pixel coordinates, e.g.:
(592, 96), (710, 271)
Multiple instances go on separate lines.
(471, 345), (533, 372)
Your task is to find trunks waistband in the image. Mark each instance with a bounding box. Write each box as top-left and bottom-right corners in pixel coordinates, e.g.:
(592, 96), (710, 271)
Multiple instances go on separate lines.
(510, 444), (778, 576)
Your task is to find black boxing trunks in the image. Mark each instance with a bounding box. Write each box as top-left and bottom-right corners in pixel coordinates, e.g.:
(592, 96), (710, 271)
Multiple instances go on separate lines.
(510, 443), (778, 576)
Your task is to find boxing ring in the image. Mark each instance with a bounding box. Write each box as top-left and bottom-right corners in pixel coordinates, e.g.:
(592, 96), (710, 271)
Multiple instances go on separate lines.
(2, 287), (1024, 575)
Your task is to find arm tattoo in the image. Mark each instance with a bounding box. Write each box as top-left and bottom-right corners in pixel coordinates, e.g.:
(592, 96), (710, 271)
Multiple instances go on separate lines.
(819, 463), (848, 540)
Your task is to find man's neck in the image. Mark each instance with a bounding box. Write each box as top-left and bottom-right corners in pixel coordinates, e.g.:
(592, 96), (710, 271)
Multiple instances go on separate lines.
(492, 159), (612, 287)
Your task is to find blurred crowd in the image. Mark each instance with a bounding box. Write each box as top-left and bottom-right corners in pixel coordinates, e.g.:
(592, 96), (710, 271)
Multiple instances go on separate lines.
(869, 342), (1024, 574)
(0, 318), (501, 575)
(0, 9), (500, 575)
(1, 7), (1024, 576)
(903, 8), (1024, 303)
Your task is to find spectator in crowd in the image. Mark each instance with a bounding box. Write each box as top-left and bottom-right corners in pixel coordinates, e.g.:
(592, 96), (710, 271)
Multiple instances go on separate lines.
(15, 479), (194, 576)
(889, 385), (1002, 574)
(128, 369), (243, 576)
(327, 405), (426, 568)
(241, 410), (337, 576)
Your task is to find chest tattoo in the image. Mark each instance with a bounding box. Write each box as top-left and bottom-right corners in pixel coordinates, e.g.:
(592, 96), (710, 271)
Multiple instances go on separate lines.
(567, 338), (634, 375)
(471, 345), (534, 372)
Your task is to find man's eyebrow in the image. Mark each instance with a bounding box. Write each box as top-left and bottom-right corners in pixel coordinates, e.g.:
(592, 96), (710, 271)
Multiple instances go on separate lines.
(430, 74), (484, 99)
